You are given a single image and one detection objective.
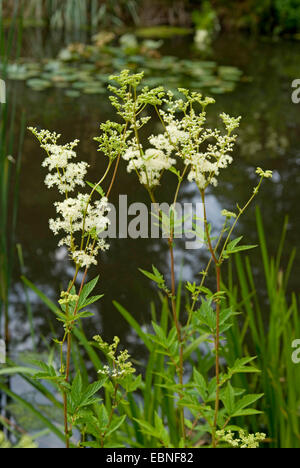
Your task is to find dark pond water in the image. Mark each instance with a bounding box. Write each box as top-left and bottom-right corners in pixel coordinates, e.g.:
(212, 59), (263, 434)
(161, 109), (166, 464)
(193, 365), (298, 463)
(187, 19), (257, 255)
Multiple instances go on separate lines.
(5, 30), (300, 363)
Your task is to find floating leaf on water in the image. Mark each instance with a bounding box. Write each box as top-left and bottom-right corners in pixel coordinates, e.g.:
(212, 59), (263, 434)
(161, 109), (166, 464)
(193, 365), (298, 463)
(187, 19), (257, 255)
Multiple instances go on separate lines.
(197, 61), (217, 69)
(55, 82), (69, 89)
(58, 48), (74, 61)
(65, 89), (81, 98)
(44, 60), (62, 72)
(142, 39), (163, 50)
(81, 64), (97, 71)
(27, 78), (52, 91)
(7, 32), (243, 98)
(83, 84), (105, 94)
(218, 66), (243, 81)
(72, 81), (91, 90)
(210, 87), (227, 94)
(136, 26), (193, 39)
(218, 82), (236, 92)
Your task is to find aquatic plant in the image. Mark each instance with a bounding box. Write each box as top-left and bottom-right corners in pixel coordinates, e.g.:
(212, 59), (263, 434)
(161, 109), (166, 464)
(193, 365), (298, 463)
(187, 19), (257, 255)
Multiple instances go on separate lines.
(0, 0), (25, 343)
(2, 31), (242, 98)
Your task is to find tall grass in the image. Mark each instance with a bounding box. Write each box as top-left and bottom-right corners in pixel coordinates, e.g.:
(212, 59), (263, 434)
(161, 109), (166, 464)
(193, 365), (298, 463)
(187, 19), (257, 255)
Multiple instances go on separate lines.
(224, 207), (300, 448)
(4, 0), (139, 31)
(2, 211), (297, 448)
(0, 0), (25, 342)
(2, 277), (202, 448)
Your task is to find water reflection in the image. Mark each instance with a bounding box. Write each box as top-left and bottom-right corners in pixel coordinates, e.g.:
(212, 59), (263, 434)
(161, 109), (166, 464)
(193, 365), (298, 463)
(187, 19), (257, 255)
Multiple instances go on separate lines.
(6, 32), (300, 359)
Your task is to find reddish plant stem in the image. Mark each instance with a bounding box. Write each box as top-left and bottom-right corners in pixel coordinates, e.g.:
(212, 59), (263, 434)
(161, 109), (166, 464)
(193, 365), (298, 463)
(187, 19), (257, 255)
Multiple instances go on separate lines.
(63, 393), (69, 449)
(148, 186), (186, 442)
(61, 135), (124, 448)
(107, 156), (120, 198)
(63, 267), (88, 448)
(201, 190), (221, 448)
(169, 237), (180, 335)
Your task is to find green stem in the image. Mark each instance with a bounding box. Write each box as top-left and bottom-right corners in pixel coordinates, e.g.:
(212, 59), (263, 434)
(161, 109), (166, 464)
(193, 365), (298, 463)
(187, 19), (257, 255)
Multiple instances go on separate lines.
(63, 267), (88, 448)
(219, 178), (263, 261)
(201, 190), (221, 448)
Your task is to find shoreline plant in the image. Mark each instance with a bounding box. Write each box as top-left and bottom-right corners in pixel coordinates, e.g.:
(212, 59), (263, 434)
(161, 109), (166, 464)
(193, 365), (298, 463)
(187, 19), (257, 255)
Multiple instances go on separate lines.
(25, 70), (272, 448)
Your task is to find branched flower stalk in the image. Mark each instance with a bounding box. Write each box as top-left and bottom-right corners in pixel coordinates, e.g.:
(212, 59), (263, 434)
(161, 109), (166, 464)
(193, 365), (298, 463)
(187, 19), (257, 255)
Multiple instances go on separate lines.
(107, 71), (273, 447)
(29, 122), (130, 448)
(29, 71), (272, 449)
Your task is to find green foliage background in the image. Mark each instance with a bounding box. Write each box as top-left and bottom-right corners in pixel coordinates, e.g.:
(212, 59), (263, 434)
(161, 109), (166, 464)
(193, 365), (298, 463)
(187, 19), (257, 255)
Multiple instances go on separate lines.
(3, 0), (300, 34)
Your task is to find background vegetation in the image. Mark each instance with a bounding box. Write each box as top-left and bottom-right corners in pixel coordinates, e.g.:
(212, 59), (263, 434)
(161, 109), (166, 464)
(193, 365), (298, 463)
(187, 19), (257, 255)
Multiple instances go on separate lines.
(1, 0), (300, 450)
(3, 0), (300, 34)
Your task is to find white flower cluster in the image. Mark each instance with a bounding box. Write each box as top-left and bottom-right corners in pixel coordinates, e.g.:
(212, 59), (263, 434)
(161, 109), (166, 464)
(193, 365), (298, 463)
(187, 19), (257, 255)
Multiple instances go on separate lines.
(29, 127), (111, 269)
(44, 161), (89, 194)
(216, 430), (266, 449)
(168, 105), (241, 190)
(50, 194), (110, 267)
(123, 144), (176, 188)
(152, 104), (240, 190)
(72, 239), (109, 269)
(94, 335), (136, 379)
(109, 79), (241, 191)
(121, 104), (189, 188)
(29, 127), (88, 194)
(98, 365), (126, 378)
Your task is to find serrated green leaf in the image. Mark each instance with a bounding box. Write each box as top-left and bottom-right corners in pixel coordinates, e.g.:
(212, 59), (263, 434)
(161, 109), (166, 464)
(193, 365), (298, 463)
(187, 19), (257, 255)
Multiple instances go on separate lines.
(222, 382), (235, 416)
(106, 415), (127, 437)
(86, 181), (106, 197)
(77, 276), (100, 310)
(78, 295), (104, 311)
(233, 393), (264, 414)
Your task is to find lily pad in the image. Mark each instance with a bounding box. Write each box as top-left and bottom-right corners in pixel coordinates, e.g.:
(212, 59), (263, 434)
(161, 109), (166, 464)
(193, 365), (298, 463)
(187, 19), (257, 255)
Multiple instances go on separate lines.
(136, 26), (193, 39)
(27, 78), (52, 91)
(6, 31), (243, 99)
(65, 89), (81, 98)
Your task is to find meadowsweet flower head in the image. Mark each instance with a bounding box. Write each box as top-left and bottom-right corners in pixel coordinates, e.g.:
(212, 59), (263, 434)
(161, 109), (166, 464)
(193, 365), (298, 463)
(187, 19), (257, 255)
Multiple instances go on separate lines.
(216, 430), (266, 449)
(221, 209), (237, 219)
(58, 291), (79, 306)
(94, 335), (136, 379)
(28, 127), (61, 146)
(123, 144), (176, 188)
(30, 127), (111, 269)
(50, 194), (110, 266)
(44, 161), (89, 194)
(29, 127), (86, 194)
(41, 142), (79, 170)
(108, 72), (241, 192)
(94, 121), (131, 161)
(256, 167), (273, 179)
(220, 113), (242, 134)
